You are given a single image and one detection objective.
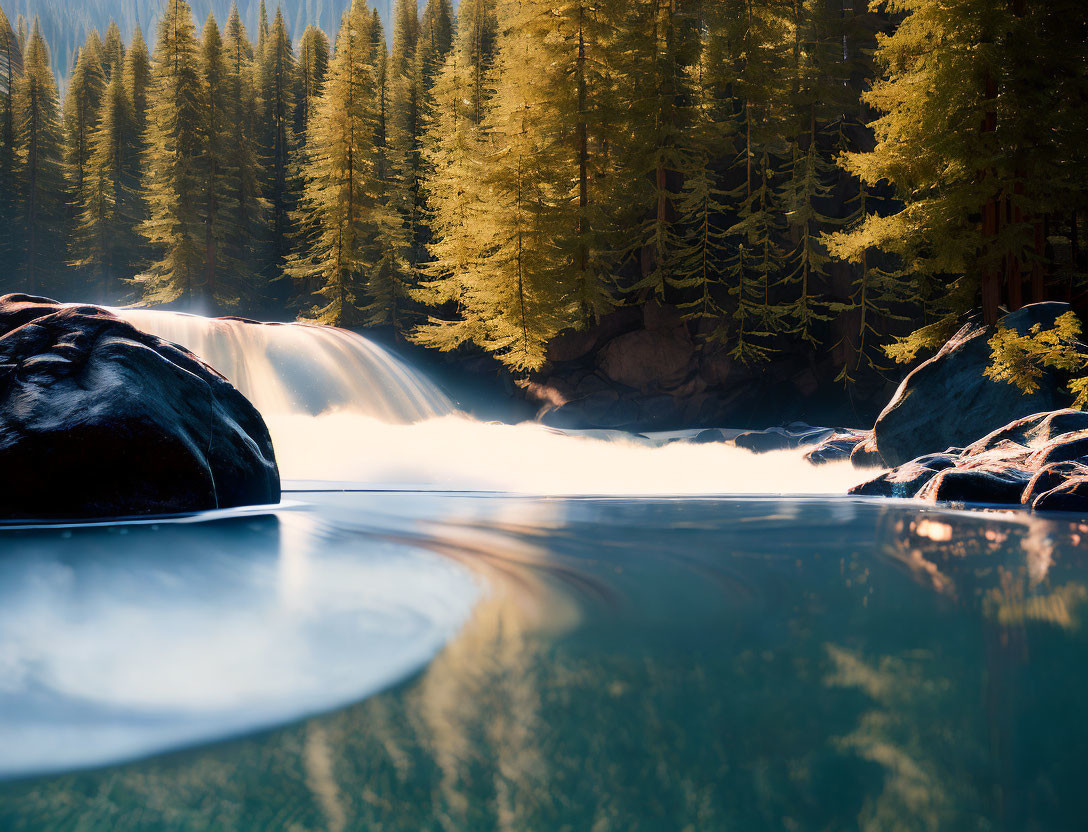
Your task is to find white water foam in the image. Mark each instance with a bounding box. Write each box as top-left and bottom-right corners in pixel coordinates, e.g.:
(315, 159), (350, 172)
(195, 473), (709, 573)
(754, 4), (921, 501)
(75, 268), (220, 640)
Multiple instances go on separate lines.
(115, 309), (869, 495)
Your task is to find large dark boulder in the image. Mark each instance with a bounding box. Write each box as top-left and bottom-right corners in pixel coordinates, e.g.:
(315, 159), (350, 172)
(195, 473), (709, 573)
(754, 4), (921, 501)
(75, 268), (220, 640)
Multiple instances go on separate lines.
(0, 294), (280, 519)
(873, 303), (1078, 466)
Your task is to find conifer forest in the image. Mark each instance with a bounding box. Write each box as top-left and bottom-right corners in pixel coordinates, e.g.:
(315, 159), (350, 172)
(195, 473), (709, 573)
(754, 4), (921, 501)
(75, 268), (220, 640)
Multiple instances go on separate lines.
(0, 0), (1085, 380)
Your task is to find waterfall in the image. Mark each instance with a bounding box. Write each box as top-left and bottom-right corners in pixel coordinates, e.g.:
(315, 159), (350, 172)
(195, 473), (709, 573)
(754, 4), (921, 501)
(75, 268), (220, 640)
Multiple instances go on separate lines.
(114, 309), (455, 423)
(110, 308), (869, 494)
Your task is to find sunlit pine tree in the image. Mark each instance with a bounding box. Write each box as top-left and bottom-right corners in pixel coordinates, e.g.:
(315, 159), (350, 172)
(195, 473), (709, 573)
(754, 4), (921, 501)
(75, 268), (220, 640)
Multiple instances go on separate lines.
(418, 0), (577, 371)
(827, 0), (1088, 333)
(197, 14), (248, 306)
(14, 20), (65, 293)
(256, 0), (269, 58)
(0, 5), (22, 267)
(102, 20), (125, 81)
(257, 8), (296, 290)
(294, 24), (328, 142)
(63, 31), (105, 214)
(287, 0), (384, 326)
(137, 0), (206, 307)
(418, 0), (454, 93)
(71, 70), (143, 300)
(124, 25), (150, 135)
(411, 43), (485, 327)
(223, 3), (265, 292)
(411, 0), (496, 335)
(612, 0), (703, 302)
(456, 0), (498, 126)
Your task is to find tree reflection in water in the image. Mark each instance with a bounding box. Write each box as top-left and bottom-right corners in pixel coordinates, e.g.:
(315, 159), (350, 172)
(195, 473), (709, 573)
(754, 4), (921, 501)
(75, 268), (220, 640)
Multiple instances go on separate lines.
(3, 495), (1088, 831)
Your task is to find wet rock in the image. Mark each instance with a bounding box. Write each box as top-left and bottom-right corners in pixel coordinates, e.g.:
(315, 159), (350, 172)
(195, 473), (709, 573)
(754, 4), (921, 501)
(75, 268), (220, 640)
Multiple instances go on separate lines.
(1032, 477), (1088, 513)
(597, 328), (695, 393)
(873, 302), (1078, 466)
(849, 460), (944, 498)
(1025, 429), (1088, 469)
(915, 466), (1031, 505)
(850, 435), (885, 469)
(805, 430), (861, 463)
(735, 425), (834, 454)
(1022, 462), (1088, 506)
(804, 432), (866, 465)
(0, 294), (280, 519)
(964, 409), (1088, 456)
(692, 428), (729, 444)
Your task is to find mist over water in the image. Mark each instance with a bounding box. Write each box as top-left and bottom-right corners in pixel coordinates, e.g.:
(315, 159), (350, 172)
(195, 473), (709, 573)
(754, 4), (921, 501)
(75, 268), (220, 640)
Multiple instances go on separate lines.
(116, 309), (870, 495)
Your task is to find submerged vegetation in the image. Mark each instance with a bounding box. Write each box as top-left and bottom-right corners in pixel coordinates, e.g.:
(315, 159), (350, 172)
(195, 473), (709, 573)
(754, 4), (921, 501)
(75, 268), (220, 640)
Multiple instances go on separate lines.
(0, 0), (1085, 380)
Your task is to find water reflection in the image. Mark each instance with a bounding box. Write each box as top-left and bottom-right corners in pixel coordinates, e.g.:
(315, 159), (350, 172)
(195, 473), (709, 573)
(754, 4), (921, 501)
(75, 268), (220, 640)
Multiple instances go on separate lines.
(3, 495), (1088, 830)
(0, 507), (478, 777)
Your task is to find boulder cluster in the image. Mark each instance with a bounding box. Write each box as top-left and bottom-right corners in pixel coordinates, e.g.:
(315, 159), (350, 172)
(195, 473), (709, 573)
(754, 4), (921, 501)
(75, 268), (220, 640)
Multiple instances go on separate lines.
(804, 301), (1088, 512)
(851, 409), (1088, 511)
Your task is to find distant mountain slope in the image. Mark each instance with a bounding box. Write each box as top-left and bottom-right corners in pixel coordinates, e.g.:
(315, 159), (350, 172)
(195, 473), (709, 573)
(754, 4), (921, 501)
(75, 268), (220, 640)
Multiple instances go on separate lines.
(3, 0), (423, 82)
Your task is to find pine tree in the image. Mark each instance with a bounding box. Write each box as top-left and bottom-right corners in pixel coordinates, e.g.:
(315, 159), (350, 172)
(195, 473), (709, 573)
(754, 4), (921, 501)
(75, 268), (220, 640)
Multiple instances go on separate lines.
(257, 7), (296, 283)
(418, 0), (454, 92)
(672, 13), (736, 345)
(828, 0), (1088, 331)
(413, 40), (485, 318)
(256, 0), (269, 58)
(102, 20), (125, 81)
(14, 19), (65, 293)
(287, 0), (385, 326)
(719, 0), (793, 362)
(71, 69), (143, 300)
(369, 10), (390, 183)
(223, 3), (264, 289)
(456, 0), (498, 125)
(15, 13), (25, 54)
(137, 0), (207, 307)
(415, 0), (577, 371)
(412, 0), (497, 337)
(0, 4), (22, 265)
(124, 25), (150, 133)
(294, 24), (329, 141)
(387, 0), (427, 318)
(63, 31), (105, 210)
(390, 0), (419, 79)
(198, 14), (243, 305)
(773, 0), (847, 345)
(362, 8), (412, 329)
(611, 0), (703, 302)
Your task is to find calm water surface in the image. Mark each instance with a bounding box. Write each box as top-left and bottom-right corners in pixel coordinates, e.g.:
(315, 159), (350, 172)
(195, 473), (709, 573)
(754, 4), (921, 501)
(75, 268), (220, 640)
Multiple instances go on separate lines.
(1, 490), (1087, 831)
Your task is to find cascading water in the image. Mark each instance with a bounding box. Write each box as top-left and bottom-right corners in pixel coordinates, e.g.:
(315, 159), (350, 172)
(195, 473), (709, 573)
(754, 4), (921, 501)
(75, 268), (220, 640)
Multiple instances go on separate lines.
(112, 309), (871, 494)
(116, 309), (454, 423)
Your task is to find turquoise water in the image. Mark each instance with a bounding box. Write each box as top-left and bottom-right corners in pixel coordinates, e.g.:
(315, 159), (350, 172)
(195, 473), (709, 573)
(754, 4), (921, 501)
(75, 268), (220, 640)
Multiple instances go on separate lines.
(2, 490), (1087, 830)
